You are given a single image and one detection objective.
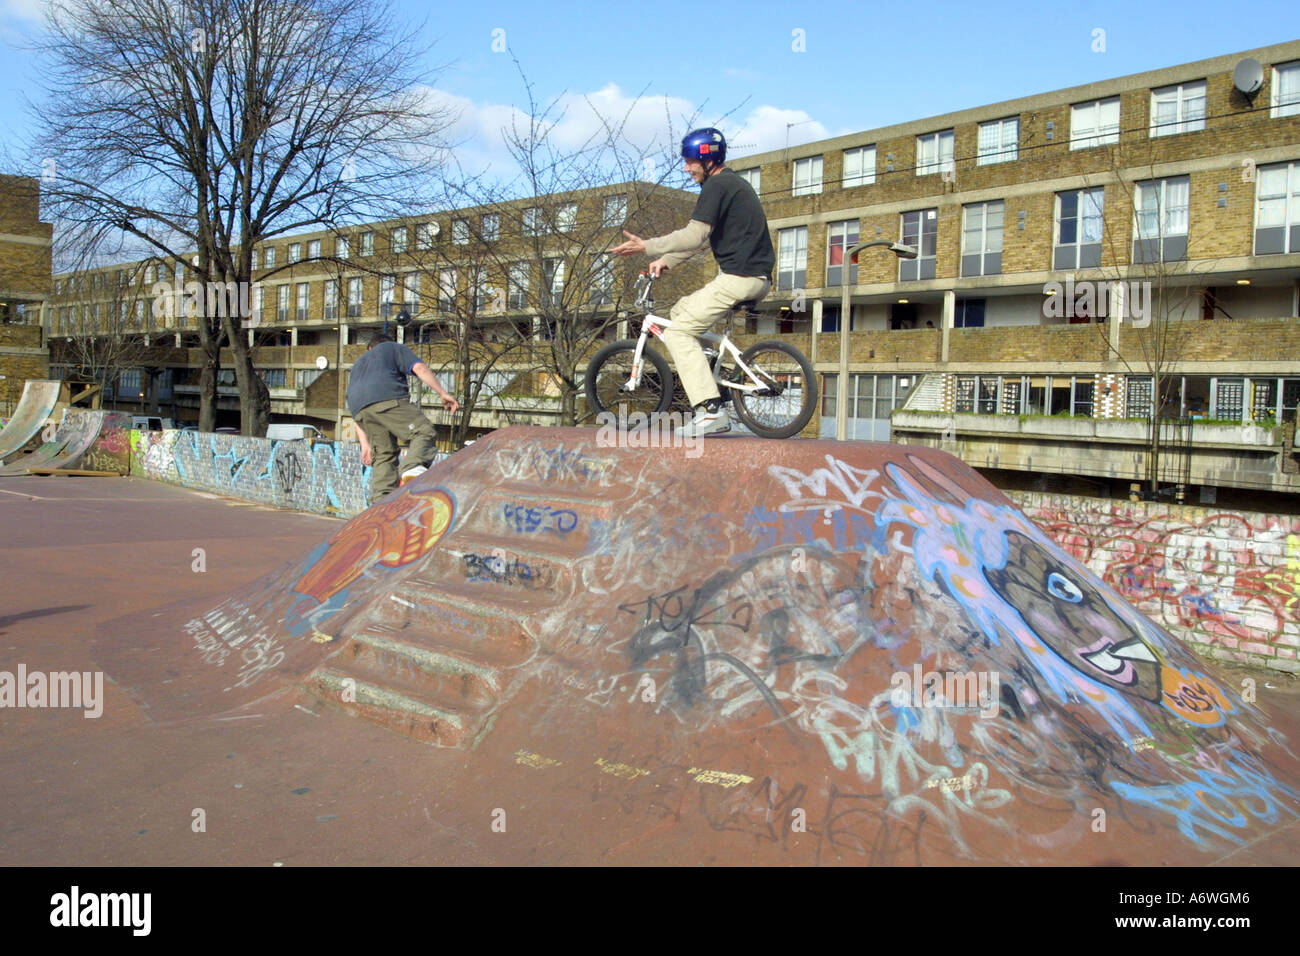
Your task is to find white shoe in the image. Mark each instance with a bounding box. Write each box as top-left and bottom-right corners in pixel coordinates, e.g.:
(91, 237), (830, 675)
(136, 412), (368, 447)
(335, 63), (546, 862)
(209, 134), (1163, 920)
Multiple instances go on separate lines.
(675, 407), (731, 438)
(399, 464), (427, 485)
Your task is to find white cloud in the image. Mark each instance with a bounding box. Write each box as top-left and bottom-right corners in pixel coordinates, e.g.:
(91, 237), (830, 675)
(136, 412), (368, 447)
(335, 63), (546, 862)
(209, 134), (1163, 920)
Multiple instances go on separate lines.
(420, 83), (828, 187)
(2, 0), (48, 22)
(724, 105), (829, 157)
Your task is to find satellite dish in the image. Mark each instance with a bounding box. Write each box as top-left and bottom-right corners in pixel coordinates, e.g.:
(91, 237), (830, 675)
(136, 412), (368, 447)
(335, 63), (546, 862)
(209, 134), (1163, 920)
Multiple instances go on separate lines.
(429, 221), (441, 237)
(1234, 58), (1264, 96)
(315, 355), (328, 370)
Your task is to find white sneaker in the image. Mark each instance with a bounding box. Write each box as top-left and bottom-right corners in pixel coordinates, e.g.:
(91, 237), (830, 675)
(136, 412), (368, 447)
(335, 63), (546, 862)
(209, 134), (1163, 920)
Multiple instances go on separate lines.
(399, 464), (427, 485)
(675, 407), (731, 438)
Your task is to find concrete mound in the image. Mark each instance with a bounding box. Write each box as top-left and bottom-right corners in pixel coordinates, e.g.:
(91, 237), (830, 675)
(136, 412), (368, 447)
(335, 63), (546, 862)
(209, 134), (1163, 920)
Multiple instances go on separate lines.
(97, 426), (1300, 864)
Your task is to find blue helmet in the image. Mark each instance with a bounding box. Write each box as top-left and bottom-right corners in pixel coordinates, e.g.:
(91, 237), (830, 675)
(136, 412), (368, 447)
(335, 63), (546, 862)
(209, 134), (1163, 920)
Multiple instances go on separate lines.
(682, 128), (726, 166)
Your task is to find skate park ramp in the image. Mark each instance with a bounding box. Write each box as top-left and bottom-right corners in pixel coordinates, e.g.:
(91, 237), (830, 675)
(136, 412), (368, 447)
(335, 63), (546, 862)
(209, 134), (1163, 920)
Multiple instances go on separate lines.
(96, 426), (1300, 864)
(0, 409), (131, 476)
(0, 380), (63, 463)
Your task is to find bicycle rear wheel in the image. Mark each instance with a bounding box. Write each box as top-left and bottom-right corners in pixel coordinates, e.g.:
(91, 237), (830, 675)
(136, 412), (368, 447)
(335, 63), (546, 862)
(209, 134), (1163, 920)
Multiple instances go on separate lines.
(729, 341), (818, 439)
(584, 341), (674, 421)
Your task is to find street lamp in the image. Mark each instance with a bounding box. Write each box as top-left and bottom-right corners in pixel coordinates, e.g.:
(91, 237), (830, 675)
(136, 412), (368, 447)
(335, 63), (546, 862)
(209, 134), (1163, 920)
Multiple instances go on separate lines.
(836, 240), (917, 441)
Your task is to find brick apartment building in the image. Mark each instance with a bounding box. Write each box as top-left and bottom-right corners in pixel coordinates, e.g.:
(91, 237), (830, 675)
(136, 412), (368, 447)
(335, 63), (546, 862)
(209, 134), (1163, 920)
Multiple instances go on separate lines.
(0, 175), (52, 413)
(730, 39), (1300, 504)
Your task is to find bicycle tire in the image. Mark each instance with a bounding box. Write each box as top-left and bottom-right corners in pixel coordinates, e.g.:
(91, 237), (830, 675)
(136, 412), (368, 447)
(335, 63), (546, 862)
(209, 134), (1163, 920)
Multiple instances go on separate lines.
(729, 340), (818, 439)
(584, 340), (675, 421)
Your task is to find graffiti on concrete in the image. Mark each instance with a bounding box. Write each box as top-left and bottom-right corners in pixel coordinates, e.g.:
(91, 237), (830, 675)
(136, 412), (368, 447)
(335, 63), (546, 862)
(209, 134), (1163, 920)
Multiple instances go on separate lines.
(501, 502), (578, 536)
(141, 430), (373, 516)
(1020, 496), (1300, 663)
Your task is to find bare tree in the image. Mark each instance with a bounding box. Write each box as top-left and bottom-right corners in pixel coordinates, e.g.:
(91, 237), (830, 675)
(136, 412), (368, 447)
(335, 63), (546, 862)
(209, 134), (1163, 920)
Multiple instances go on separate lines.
(26, 0), (453, 433)
(433, 73), (714, 426)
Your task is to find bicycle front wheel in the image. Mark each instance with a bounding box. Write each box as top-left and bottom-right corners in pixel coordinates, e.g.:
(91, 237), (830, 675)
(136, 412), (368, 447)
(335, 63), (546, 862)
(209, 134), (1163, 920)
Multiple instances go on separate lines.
(584, 341), (674, 421)
(730, 341), (818, 439)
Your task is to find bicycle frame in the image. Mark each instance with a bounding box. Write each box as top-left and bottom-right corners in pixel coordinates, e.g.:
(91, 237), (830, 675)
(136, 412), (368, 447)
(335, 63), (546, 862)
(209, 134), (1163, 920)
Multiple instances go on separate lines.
(620, 275), (775, 397)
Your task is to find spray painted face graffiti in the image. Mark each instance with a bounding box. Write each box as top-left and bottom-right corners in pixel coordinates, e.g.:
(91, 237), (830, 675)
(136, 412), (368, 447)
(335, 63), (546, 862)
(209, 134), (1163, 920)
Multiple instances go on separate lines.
(984, 531), (1162, 702)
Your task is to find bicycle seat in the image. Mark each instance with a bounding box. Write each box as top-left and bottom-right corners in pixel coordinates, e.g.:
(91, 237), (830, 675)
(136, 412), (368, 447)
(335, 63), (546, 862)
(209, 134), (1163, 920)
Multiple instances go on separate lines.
(732, 299), (760, 312)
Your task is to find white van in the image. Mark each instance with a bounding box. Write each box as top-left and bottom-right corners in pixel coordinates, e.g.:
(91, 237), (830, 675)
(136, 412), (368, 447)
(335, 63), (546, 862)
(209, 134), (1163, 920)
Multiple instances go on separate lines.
(266, 423), (328, 442)
(132, 416), (164, 431)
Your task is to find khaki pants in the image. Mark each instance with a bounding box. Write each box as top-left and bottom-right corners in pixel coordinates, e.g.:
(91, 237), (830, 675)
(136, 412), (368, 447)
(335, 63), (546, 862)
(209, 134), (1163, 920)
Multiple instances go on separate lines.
(356, 399), (440, 504)
(664, 272), (771, 407)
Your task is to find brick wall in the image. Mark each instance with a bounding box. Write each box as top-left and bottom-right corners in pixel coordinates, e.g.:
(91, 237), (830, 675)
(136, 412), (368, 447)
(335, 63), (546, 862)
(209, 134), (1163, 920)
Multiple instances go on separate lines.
(1010, 490), (1300, 674)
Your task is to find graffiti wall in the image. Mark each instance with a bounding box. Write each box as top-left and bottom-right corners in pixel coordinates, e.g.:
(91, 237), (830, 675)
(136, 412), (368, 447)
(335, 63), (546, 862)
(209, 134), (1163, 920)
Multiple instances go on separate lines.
(1010, 491), (1300, 674)
(129, 429), (377, 517)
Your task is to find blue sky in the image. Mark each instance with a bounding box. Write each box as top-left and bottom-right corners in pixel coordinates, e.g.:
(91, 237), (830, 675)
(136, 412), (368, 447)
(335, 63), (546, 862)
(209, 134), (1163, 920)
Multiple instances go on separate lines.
(1, 0), (1296, 183)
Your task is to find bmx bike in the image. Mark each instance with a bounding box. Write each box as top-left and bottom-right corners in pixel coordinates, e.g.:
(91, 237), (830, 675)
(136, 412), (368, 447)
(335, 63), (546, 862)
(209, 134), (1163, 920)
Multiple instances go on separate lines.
(583, 274), (817, 439)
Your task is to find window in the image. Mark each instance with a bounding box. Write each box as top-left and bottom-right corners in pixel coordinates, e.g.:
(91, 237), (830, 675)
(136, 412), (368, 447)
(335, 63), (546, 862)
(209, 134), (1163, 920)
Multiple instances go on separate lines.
(916, 130), (954, 176)
(776, 227), (808, 291)
(842, 146), (875, 187)
(295, 282), (308, 321)
(556, 202), (578, 232)
(175, 261), (186, 283)
(324, 281), (339, 320)
(253, 285), (265, 324)
(1272, 61), (1300, 118)
(1150, 81), (1206, 137)
(288, 242), (301, 263)
(1255, 161), (1300, 255)
(471, 268), (491, 312)
(1133, 176), (1190, 263)
(1054, 188), (1104, 269)
(602, 195), (627, 227)
(379, 274), (395, 313)
(826, 220), (860, 287)
(360, 231), (374, 256)
(452, 219), (470, 245)
(402, 273), (420, 313)
(391, 227), (407, 254)
(262, 247), (275, 269)
(522, 207), (543, 237)
(307, 239), (321, 259)
(1071, 98), (1120, 149)
(792, 156), (823, 196)
(590, 256), (615, 305)
(508, 263), (530, 310)
(438, 268), (457, 312)
(336, 236), (350, 259)
(277, 284), (290, 321)
(346, 277), (363, 317)
(961, 201), (1004, 277)
(977, 117), (1018, 164)
(955, 299), (985, 328)
(118, 369), (143, 398)
(899, 210), (938, 281)
(416, 223), (435, 250)
(543, 258), (565, 306)
(735, 168), (761, 192)
(482, 214), (500, 242)
(261, 368), (287, 388)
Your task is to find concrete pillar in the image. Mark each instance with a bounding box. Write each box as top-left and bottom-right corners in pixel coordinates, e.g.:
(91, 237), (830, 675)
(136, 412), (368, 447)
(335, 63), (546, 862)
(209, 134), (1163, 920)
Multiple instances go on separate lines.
(941, 290), (955, 364)
(810, 299), (824, 365)
(1109, 281), (1124, 358)
(290, 327), (298, 348)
